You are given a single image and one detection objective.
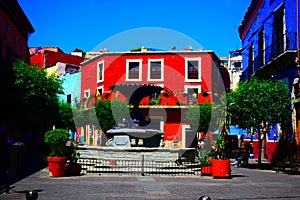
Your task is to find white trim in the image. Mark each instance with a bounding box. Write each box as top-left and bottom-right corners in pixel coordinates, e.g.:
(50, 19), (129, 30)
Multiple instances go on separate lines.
(126, 59), (143, 82)
(147, 58), (164, 82)
(184, 85), (201, 94)
(97, 60), (104, 83)
(185, 57), (202, 82)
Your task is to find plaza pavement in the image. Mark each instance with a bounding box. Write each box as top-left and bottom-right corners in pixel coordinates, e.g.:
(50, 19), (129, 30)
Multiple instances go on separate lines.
(1, 162), (300, 200)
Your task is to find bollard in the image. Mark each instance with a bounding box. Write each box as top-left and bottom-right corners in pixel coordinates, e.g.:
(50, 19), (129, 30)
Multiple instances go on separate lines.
(26, 190), (38, 200)
(13, 189), (43, 200)
(198, 195), (211, 200)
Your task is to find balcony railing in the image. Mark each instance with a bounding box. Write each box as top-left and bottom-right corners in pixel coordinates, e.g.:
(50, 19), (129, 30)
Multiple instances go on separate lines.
(241, 32), (297, 81)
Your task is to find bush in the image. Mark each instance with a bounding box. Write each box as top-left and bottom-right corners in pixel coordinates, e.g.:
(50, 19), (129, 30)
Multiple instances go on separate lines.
(44, 129), (69, 157)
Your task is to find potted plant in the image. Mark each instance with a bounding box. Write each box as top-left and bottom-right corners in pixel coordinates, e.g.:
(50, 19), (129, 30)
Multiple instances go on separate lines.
(198, 149), (213, 176)
(210, 94), (231, 178)
(211, 134), (231, 178)
(44, 128), (69, 177)
(65, 141), (82, 176)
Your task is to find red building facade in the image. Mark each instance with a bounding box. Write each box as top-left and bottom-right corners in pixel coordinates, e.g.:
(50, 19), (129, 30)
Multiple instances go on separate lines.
(29, 47), (84, 69)
(81, 50), (229, 147)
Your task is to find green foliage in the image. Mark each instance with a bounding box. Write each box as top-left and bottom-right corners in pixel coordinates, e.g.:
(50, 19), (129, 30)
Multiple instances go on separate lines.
(227, 77), (291, 165)
(228, 78), (291, 130)
(198, 149), (214, 166)
(149, 96), (161, 105)
(44, 129), (69, 157)
(95, 100), (129, 132)
(13, 59), (64, 130)
(185, 102), (212, 133)
(59, 101), (75, 131)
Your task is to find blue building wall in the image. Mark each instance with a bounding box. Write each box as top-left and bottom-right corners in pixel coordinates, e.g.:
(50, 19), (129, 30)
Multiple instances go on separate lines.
(241, 0), (298, 82)
(58, 71), (81, 108)
(239, 0), (299, 145)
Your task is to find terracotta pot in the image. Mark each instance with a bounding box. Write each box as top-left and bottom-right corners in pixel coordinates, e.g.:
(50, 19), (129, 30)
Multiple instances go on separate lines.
(65, 163), (82, 176)
(201, 165), (212, 176)
(47, 157), (67, 177)
(211, 159), (231, 178)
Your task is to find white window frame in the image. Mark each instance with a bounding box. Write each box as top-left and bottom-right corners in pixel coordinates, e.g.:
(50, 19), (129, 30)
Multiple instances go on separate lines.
(147, 58), (164, 81)
(126, 59), (142, 82)
(97, 60), (104, 83)
(185, 57), (201, 82)
(97, 86), (104, 96)
(184, 85), (201, 95)
(84, 89), (90, 98)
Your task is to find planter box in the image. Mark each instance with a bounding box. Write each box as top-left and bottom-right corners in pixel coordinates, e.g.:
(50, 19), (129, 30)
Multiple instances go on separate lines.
(211, 159), (231, 178)
(201, 165), (212, 176)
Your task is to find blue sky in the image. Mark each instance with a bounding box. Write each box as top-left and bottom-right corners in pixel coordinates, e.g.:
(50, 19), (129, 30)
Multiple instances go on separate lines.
(18, 0), (251, 57)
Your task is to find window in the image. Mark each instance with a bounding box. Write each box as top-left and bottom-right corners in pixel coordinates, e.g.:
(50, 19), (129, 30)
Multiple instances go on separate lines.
(5, 44), (12, 61)
(273, 7), (284, 56)
(248, 44), (254, 75)
(126, 59), (142, 81)
(185, 57), (201, 82)
(186, 87), (199, 105)
(97, 86), (103, 98)
(84, 89), (90, 98)
(258, 28), (265, 67)
(97, 61), (104, 83)
(148, 59), (164, 81)
(67, 94), (71, 104)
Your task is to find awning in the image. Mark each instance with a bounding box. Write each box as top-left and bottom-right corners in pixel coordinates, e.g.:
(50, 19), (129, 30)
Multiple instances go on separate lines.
(213, 125), (247, 135)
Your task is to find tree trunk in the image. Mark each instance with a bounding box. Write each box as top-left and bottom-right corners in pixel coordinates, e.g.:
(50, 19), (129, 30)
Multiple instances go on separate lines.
(258, 130), (262, 168)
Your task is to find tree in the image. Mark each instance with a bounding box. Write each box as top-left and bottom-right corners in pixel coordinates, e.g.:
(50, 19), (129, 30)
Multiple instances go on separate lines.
(58, 101), (76, 131)
(184, 102), (212, 134)
(13, 59), (64, 131)
(228, 78), (291, 166)
(95, 100), (130, 132)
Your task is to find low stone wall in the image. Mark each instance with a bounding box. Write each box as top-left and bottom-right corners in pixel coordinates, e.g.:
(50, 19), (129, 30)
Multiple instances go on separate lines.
(77, 146), (195, 162)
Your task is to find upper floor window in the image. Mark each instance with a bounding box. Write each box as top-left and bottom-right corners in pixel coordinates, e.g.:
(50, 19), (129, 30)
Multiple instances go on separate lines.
(97, 61), (104, 83)
(126, 59), (142, 81)
(148, 59), (164, 81)
(258, 28), (265, 67)
(248, 44), (254, 74)
(185, 57), (201, 82)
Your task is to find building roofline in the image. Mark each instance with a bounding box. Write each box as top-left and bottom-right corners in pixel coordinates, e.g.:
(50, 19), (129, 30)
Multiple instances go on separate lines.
(82, 50), (217, 66)
(238, 0), (263, 40)
(0, 0), (35, 37)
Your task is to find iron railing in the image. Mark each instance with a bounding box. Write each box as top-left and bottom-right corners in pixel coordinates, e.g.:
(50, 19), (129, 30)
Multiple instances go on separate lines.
(241, 32), (297, 81)
(78, 156), (201, 176)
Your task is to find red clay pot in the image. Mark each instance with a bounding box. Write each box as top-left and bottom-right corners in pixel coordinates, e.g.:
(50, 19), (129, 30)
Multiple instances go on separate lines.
(211, 159), (231, 178)
(47, 157), (67, 177)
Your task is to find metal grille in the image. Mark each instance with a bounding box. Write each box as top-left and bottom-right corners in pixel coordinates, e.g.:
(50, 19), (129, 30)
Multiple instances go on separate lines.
(78, 156), (201, 176)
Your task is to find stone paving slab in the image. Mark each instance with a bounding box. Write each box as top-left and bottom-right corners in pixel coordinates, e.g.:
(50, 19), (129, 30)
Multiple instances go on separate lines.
(1, 166), (300, 200)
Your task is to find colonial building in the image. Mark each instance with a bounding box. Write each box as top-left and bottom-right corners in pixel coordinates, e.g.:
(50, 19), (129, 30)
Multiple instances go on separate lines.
(80, 48), (230, 147)
(238, 0), (299, 161)
(0, 0), (34, 190)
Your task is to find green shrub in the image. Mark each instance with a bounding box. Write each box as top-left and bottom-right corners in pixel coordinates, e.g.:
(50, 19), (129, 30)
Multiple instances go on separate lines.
(44, 129), (69, 157)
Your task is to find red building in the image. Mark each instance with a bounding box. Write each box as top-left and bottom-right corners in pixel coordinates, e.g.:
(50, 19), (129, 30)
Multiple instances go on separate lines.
(29, 47), (84, 69)
(81, 49), (230, 147)
(0, 0), (34, 63)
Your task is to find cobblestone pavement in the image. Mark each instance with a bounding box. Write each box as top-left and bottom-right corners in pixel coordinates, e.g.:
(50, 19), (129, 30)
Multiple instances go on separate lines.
(1, 165), (300, 200)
